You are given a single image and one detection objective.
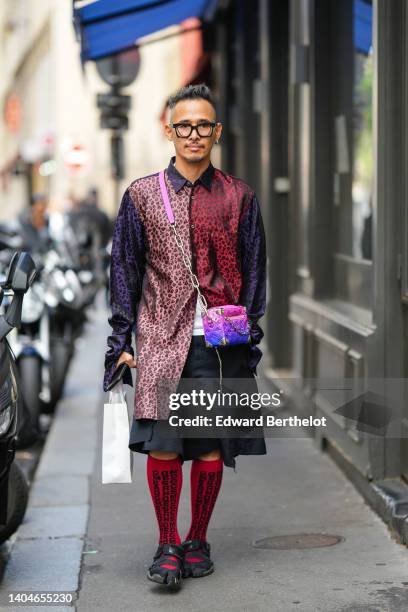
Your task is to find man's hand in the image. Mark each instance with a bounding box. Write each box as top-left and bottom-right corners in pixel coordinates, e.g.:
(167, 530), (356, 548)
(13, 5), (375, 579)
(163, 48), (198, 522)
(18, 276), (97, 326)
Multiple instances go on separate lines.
(116, 351), (137, 369)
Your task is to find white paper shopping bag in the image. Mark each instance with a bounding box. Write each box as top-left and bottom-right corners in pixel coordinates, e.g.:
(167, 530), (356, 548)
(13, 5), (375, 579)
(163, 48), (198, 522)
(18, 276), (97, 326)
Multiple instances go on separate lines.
(102, 381), (132, 484)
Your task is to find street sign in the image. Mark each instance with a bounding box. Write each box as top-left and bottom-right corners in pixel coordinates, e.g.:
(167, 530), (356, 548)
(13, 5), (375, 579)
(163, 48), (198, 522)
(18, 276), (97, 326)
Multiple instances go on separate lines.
(96, 48), (140, 88)
(94, 48), (140, 188)
(64, 143), (90, 174)
(4, 93), (22, 134)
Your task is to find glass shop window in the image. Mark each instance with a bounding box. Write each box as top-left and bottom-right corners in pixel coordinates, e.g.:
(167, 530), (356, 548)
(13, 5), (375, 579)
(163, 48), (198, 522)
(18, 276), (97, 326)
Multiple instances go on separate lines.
(352, 0), (373, 261)
(330, 0), (374, 311)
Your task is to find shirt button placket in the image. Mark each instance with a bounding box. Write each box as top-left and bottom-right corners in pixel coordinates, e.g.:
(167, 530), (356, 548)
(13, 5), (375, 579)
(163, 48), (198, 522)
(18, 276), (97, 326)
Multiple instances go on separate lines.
(189, 186), (197, 272)
(190, 185), (195, 230)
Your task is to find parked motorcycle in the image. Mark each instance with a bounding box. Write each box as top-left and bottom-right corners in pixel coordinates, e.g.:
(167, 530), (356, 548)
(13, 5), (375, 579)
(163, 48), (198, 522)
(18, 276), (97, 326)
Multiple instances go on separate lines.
(0, 213), (98, 421)
(7, 247), (87, 418)
(41, 248), (87, 412)
(7, 276), (49, 430)
(0, 243), (38, 449)
(0, 252), (36, 543)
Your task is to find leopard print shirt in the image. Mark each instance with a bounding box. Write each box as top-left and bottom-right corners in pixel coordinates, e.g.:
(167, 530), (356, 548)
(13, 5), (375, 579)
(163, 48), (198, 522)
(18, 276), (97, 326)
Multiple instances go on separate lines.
(103, 158), (266, 420)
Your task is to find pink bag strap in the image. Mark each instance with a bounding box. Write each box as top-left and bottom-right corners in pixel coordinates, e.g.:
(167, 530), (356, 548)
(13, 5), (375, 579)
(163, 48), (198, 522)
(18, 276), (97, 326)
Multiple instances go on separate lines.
(157, 169), (208, 314)
(158, 170), (175, 225)
(158, 168), (222, 387)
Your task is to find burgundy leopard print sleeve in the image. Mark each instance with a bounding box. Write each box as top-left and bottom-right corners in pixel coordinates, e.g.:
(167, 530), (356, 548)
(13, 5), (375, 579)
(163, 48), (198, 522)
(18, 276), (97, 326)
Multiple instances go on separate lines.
(103, 188), (146, 391)
(238, 193), (267, 374)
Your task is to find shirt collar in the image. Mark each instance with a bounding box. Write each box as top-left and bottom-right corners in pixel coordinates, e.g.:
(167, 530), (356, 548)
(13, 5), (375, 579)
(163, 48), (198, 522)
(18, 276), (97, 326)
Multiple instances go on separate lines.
(167, 156), (214, 192)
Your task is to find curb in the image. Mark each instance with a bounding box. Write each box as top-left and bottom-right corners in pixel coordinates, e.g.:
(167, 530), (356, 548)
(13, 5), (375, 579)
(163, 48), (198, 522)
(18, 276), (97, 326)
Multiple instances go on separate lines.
(0, 310), (104, 610)
(326, 438), (408, 547)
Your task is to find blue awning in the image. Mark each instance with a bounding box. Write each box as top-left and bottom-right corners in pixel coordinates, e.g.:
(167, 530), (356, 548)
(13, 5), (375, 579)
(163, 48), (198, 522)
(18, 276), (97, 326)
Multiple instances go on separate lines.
(354, 0), (372, 56)
(73, 0), (217, 62)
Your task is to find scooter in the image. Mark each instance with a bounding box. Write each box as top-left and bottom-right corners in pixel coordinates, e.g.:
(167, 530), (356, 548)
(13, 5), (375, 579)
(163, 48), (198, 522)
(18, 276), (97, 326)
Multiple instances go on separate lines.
(1, 220), (87, 419)
(0, 262), (38, 450)
(6, 249), (84, 420)
(7, 272), (49, 431)
(0, 252), (37, 543)
(41, 248), (87, 412)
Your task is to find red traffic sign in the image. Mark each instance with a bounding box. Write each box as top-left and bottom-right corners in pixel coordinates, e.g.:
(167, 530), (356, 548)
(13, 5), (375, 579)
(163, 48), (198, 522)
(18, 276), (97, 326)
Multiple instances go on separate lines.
(4, 93), (22, 134)
(64, 143), (90, 173)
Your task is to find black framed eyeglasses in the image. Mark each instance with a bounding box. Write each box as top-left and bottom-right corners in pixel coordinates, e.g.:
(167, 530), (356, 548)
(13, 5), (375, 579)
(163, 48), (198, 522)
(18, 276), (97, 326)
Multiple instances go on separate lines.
(170, 122), (217, 138)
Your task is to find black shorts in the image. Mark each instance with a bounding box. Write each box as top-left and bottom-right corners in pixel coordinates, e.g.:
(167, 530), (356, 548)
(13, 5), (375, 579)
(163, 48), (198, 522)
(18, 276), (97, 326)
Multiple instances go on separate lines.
(129, 335), (267, 469)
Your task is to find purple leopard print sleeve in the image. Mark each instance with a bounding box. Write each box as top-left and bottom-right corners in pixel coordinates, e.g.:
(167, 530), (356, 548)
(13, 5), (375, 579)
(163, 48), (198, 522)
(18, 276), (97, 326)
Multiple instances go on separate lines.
(238, 193), (267, 374)
(103, 188), (146, 391)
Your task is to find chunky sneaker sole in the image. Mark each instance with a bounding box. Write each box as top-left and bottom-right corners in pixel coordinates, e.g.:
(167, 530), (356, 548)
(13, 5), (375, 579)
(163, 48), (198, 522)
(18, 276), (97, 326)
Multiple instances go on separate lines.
(147, 543), (185, 590)
(147, 569), (182, 590)
(182, 564), (214, 579)
(182, 540), (214, 579)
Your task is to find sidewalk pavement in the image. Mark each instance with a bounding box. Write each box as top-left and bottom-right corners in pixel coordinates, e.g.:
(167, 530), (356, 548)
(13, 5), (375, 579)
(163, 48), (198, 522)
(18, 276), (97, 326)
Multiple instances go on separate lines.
(1, 303), (408, 612)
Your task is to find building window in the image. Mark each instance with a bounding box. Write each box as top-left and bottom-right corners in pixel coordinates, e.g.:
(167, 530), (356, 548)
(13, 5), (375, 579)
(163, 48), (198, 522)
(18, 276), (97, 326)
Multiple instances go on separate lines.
(352, 0), (373, 260)
(330, 0), (374, 311)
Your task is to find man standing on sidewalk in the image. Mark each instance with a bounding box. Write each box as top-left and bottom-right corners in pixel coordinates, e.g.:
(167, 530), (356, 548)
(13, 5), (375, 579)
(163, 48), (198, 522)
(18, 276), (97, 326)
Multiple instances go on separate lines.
(103, 84), (267, 589)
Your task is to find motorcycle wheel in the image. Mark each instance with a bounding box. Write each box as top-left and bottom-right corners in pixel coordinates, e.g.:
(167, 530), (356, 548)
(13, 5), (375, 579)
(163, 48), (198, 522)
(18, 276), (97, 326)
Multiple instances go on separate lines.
(15, 394), (38, 449)
(18, 355), (41, 431)
(0, 462), (29, 544)
(10, 357), (39, 449)
(43, 341), (72, 414)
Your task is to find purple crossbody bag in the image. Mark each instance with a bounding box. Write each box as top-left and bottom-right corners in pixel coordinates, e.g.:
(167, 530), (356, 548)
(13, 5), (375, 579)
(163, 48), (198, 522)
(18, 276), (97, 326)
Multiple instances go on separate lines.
(158, 170), (251, 350)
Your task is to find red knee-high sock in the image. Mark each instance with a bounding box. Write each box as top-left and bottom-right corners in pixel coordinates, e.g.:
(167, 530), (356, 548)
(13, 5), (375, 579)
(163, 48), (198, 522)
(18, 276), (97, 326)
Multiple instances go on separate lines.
(185, 458), (223, 542)
(147, 456), (183, 545)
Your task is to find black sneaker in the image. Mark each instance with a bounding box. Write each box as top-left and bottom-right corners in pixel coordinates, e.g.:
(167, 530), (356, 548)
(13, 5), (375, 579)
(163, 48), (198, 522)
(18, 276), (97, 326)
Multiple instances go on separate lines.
(147, 543), (185, 589)
(182, 540), (214, 578)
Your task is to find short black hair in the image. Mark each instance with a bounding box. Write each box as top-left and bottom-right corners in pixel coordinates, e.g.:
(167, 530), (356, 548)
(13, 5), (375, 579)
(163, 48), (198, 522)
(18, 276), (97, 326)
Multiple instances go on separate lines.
(168, 83), (216, 113)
